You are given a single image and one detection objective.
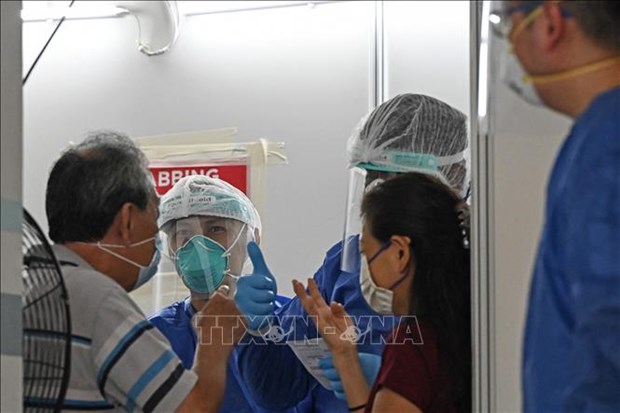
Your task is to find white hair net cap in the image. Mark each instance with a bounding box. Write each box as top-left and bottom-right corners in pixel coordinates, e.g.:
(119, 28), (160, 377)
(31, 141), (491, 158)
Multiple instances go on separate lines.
(158, 175), (261, 235)
(347, 93), (469, 196)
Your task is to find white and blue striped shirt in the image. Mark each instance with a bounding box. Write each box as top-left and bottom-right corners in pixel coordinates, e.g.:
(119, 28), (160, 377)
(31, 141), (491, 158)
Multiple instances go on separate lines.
(52, 245), (197, 412)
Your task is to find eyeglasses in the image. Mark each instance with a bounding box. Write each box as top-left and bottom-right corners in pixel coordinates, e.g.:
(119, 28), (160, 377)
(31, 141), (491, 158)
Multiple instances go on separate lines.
(489, 1), (571, 41)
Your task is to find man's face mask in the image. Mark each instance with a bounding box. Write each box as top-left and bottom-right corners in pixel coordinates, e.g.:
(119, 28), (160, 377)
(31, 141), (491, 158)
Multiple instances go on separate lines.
(88, 234), (161, 291)
(501, 49), (544, 107)
(498, 3), (546, 107)
(174, 224), (246, 294)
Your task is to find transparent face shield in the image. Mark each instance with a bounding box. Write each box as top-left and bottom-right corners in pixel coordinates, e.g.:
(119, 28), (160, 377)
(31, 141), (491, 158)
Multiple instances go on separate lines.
(341, 149), (466, 272)
(159, 216), (256, 295)
(341, 167), (370, 273)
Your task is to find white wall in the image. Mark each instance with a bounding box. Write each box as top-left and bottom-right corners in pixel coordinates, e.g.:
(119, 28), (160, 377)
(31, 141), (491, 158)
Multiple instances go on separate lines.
(1, 1), (23, 411)
(22, 1), (470, 308)
(385, 1), (470, 118)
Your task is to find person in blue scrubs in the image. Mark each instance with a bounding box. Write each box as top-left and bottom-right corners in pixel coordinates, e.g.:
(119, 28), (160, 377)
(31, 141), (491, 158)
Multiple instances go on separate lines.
(148, 175), (305, 412)
(234, 93), (471, 411)
(492, 1), (620, 410)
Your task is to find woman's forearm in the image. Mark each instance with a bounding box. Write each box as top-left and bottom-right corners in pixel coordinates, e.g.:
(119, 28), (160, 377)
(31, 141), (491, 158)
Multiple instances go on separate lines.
(333, 350), (371, 411)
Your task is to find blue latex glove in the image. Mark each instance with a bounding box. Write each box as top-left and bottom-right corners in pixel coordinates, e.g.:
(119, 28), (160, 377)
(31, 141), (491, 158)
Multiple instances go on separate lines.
(234, 242), (278, 332)
(318, 352), (382, 400)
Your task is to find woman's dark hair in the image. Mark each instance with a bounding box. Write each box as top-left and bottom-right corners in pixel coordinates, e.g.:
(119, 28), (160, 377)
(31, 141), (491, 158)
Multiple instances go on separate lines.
(361, 172), (471, 412)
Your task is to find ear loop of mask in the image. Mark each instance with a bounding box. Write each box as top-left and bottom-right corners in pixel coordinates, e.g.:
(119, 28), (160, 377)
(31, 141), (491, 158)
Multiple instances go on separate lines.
(193, 223), (248, 276)
(223, 223), (247, 258)
(509, 5), (543, 44)
(226, 223), (249, 279)
(388, 244), (413, 290)
(525, 56), (620, 85)
(87, 236), (156, 269)
(97, 236), (155, 249)
(368, 240), (413, 291)
(388, 268), (411, 290)
(367, 240), (392, 265)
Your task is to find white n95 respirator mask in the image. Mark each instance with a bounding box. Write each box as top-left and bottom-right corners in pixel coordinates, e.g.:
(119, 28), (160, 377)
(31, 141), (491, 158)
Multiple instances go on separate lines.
(501, 50), (544, 107)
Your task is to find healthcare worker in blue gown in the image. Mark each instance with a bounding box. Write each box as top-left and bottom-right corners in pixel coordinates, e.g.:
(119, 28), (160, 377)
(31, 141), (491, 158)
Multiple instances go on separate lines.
(490, 1), (620, 410)
(234, 93), (471, 412)
(149, 175), (310, 412)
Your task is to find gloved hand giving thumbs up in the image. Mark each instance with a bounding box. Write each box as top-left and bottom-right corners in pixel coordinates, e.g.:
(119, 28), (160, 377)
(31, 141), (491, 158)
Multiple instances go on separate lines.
(234, 242), (278, 332)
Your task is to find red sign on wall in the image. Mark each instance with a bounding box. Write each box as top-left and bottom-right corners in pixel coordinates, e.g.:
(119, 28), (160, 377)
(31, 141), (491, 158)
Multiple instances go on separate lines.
(150, 164), (248, 196)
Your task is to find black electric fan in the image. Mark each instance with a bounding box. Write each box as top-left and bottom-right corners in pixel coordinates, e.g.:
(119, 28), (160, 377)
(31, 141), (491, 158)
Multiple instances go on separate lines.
(22, 209), (71, 412)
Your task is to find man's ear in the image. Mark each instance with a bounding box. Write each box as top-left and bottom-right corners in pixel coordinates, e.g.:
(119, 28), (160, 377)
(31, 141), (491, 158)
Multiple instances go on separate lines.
(118, 203), (135, 246)
(390, 235), (412, 274)
(541, 2), (565, 52)
(254, 228), (261, 246)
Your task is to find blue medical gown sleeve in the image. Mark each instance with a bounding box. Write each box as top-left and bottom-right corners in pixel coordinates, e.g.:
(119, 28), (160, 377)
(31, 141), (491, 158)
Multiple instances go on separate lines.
(563, 110), (620, 410)
(235, 302), (319, 409)
(235, 245), (341, 409)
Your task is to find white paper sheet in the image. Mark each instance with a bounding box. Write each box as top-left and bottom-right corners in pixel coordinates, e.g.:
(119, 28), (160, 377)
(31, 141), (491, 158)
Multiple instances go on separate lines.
(287, 338), (333, 390)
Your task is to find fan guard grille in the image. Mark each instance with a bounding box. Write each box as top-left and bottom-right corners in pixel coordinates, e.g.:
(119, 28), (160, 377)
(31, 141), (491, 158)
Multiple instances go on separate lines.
(22, 210), (71, 413)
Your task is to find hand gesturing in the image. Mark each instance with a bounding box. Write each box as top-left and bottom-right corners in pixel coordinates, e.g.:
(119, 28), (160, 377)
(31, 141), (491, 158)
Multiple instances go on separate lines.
(292, 278), (357, 356)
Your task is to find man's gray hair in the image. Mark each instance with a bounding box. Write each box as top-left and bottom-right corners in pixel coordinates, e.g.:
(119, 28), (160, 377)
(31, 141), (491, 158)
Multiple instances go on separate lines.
(46, 130), (156, 243)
